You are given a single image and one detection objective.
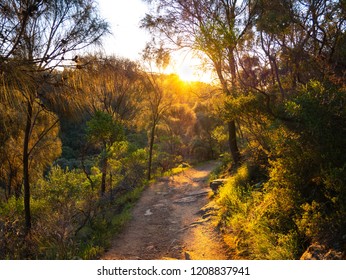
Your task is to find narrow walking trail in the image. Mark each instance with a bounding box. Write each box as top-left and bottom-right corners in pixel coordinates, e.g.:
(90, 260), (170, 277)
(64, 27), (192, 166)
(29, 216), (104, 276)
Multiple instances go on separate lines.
(102, 161), (230, 260)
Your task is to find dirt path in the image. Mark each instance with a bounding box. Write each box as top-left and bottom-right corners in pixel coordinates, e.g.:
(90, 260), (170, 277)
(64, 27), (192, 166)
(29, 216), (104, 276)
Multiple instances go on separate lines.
(102, 161), (230, 260)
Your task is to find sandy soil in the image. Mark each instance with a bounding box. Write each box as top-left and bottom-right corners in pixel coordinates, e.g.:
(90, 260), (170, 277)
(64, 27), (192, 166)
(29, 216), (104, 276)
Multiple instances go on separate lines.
(101, 161), (230, 260)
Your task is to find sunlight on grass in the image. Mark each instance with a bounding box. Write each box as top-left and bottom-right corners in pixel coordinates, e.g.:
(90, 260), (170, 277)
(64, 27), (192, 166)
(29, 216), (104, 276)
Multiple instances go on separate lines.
(162, 163), (191, 177)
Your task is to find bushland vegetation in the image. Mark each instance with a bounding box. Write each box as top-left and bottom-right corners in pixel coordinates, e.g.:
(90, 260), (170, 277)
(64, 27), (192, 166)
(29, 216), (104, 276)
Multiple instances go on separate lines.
(143, 0), (346, 259)
(0, 0), (225, 259)
(1, 0), (345, 259)
(0, 53), (223, 259)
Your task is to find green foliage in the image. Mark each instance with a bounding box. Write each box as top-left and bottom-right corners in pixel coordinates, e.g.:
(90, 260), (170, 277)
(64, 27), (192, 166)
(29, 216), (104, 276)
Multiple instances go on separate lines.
(208, 154), (231, 182)
(28, 167), (93, 259)
(217, 164), (301, 259)
(211, 126), (228, 154)
(255, 0), (292, 34)
(116, 147), (148, 189)
(76, 181), (145, 259)
(0, 197), (37, 259)
(36, 166), (91, 200)
(223, 94), (263, 121)
(0, 158), (147, 259)
(2, 0), (345, 260)
(286, 81), (346, 166)
(216, 80), (346, 259)
(87, 111), (124, 146)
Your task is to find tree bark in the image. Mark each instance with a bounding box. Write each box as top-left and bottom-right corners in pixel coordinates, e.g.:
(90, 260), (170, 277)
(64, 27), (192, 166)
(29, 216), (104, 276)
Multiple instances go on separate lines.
(100, 156), (108, 196)
(147, 124), (156, 181)
(228, 120), (240, 166)
(23, 101), (32, 233)
(227, 50), (241, 166)
(214, 60), (241, 166)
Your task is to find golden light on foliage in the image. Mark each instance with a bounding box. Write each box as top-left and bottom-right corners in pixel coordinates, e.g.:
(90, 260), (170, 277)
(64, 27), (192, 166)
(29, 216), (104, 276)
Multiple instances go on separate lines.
(1, 0), (345, 262)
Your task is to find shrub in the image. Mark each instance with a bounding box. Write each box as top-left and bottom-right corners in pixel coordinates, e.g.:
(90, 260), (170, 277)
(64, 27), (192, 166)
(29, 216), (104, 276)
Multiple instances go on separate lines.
(217, 159), (303, 259)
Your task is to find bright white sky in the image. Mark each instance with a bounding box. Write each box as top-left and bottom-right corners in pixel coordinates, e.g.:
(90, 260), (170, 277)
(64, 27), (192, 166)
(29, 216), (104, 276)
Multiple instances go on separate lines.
(98, 0), (149, 60)
(97, 0), (213, 82)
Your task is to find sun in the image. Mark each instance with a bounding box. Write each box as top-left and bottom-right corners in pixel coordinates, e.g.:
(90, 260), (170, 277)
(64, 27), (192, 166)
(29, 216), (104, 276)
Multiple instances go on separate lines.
(168, 50), (214, 83)
(175, 65), (199, 82)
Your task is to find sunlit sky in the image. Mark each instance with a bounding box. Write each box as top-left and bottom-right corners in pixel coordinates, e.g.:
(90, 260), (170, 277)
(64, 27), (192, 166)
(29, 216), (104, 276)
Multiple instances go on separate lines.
(97, 0), (212, 82)
(98, 0), (148, 60)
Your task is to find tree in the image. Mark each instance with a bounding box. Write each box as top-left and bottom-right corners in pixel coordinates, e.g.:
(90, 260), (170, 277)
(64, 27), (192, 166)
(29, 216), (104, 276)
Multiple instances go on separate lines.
(67, 55), (145, 123)
(138, 46), (172, 180)
(161, 103), (197, 158)
(253, 0), (346, 92)
(141, 72), (172, 180)
(0, 0), (109, 232)
(86, 111), (124, 195)
(141, 0), (258, 165)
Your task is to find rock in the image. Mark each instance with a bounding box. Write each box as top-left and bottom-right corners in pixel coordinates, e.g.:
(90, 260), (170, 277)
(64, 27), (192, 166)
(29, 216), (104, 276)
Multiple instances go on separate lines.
(190, 217), (211, 226)
(197, 201), (220, 216)
(300, 243), (344, 260)
(173, 189), (209, 204)
(192, 178), (205, 183)
(156, 191), (169, 195)
(186, 189), (210, 197)
(184, 251), (192, 260)
(153, 203), (166, 208)
(144, 209), (153, 216)
(174, 197), (197, 204)
(146, 245), (155, 251)
(210, 179), (228, 193)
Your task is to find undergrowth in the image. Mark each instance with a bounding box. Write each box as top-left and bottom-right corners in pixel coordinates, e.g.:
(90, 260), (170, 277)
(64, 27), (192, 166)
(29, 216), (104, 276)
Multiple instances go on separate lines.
(216, 163), (303, 259)
(0, 167), (146, 260)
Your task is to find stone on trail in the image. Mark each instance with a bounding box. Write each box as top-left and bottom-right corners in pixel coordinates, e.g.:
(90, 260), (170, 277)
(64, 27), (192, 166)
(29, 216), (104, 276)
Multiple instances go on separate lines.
(210, 179), (228, 193)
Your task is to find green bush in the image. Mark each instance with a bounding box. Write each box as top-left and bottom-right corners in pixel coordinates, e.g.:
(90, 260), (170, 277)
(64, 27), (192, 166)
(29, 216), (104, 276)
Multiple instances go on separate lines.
(0, 161), (147, 259)
(0, 198), (27, 259)
(217, 81), (346, 259)
(217, 162), (303, 259)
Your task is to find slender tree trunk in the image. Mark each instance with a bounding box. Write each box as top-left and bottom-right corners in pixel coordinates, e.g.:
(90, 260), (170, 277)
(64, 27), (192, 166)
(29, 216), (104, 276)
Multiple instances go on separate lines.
(6, 164), (13, 200)
(214, 60), (241, 166)
(260, 32), (286, 100)
(228, 120), (240, 165)
(23, 101), (32, 233)
(109, 173), (113, 190)
(228, 50), (241, 166)
(147, 124), (156, 181)
(100, 155), (108, 196)
(81, 145), (95, 190)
